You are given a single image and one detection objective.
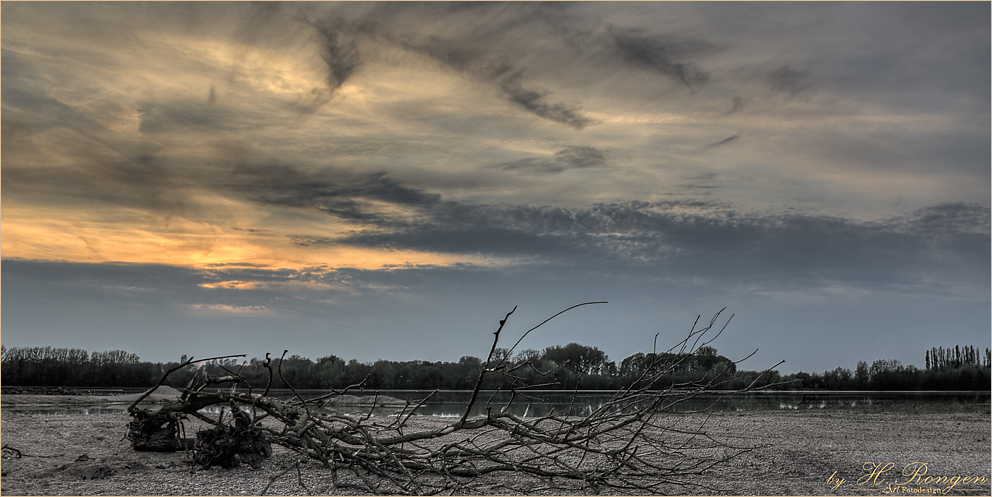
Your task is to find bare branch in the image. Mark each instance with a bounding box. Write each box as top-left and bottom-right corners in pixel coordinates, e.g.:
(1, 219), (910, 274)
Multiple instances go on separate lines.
(502, 301), (608, 364)
(124, 304), (768, 495)
(459, 306), (516, 425)
(128, 354), (246, 411)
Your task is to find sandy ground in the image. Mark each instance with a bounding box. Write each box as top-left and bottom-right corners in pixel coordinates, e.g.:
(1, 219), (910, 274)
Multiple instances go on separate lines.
(0, 396), (989, 496)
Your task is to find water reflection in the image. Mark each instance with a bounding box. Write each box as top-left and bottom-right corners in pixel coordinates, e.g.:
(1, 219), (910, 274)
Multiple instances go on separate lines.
(4, 406), (129, 416)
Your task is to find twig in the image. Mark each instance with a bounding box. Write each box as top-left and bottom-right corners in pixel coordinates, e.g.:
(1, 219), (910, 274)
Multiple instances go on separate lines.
(261, 459), (310, 496)
(459, 306), (516, 425)
(743, 360), (787, 392)
(501, 302), (608, 365)
(277, 350), (313, 419)
(393, 389), (438, 428)
(262, 352), (274, 397)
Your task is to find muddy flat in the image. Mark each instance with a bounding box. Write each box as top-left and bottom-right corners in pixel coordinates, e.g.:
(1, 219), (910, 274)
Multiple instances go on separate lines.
(1, 404), (989, 495)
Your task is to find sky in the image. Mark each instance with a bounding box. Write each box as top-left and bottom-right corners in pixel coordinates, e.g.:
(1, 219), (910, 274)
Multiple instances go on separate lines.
(2, 2), (989, 375)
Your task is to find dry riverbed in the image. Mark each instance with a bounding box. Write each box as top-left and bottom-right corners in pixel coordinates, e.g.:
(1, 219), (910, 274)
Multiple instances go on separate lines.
(1, 396), (989, 496)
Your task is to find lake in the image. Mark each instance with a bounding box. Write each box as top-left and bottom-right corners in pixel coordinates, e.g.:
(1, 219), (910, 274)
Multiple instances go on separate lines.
(3, 387), (988, 416)
(297, 389), (991, 416)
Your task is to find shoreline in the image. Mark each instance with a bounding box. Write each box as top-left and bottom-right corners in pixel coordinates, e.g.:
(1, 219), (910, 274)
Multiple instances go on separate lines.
(1, 407), (989, 495)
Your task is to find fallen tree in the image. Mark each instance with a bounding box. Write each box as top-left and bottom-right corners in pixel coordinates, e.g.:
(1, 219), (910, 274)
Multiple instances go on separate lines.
(127, 303), (778, 494)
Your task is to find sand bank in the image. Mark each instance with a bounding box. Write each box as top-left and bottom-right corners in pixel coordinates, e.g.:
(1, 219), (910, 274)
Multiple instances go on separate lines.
(1, 406), (988, 495)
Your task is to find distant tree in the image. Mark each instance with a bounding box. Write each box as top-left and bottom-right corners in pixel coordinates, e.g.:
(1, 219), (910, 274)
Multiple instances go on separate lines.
(696, 345), (718, 356)
(511, 349), (541, 364)
(619, 352), (645, 377)
(490, 347), (512, 365)
(782, 371), (811, 389)
(602, 359), (618, 377)
(822, 366), (853, 390)
(315, 355), (347, 388)
(452, 356), (483, 389)
(542, 343), (608, 376)
(855, 361), (870, 389)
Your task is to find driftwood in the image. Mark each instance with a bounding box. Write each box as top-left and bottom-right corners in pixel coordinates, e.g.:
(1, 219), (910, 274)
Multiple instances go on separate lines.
(126, 304), (777, 495)
(193, 402), (272, 469)
(126, 356), (248, 452)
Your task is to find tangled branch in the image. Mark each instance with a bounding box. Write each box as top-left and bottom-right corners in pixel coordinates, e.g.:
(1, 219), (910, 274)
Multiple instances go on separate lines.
(127, 304), (764, 495)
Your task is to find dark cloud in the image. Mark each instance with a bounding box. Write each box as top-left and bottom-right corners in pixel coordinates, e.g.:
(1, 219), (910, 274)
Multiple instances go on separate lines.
(495, 71), (597, 130)
(554, 146), (611, 169)
(607, 27), (713, 88)
(406, 44), (596, 130)
(495, 146), (621, 174)
(229, 166), (440, 225)
(681, 171), (721, 191)
(320, 196), (989, 293)
(899, 203), (991, 261)
(291, 235), (337, 248)
(337, 226), (580, 258)
(310, 6), (598, 130)
(705, 133), (741, 149)
(903, 202), (990, 234)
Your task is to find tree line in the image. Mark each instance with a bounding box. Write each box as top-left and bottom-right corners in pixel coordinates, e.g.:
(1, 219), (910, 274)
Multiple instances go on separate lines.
(1, 343), (988, 391)
(776, 344), (991, 391)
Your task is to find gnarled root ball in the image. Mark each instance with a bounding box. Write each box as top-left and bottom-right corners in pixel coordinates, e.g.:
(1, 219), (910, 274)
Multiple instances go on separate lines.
(127, 409), (193, 452)
(193, 405), (272, 469)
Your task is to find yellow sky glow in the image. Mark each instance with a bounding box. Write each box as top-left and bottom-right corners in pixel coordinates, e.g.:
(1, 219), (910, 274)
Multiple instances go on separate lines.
(0, 204), (490, 271)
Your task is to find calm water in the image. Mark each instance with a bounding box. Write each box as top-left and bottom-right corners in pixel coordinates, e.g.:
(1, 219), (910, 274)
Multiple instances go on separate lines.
(293, 389), (991, 417)
(3, 388), (988, 416)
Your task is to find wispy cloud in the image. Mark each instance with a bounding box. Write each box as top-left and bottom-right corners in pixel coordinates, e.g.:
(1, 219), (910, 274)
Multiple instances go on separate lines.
(607, 27), (714, 88)
(228, 166), (440, 225)
(383, 27), (598, 129)
(311, 22), (361, 92)
(187, 303), (274, 315)
(704, 133), (741, 149)
(494, 146), (626, 174)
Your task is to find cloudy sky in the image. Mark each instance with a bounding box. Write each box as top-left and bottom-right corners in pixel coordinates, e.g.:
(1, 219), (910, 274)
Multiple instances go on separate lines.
(2, 2), (989, 374)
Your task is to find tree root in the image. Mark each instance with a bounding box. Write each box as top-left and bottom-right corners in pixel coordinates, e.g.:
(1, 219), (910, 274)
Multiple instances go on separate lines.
(193, 403), (271, 469)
